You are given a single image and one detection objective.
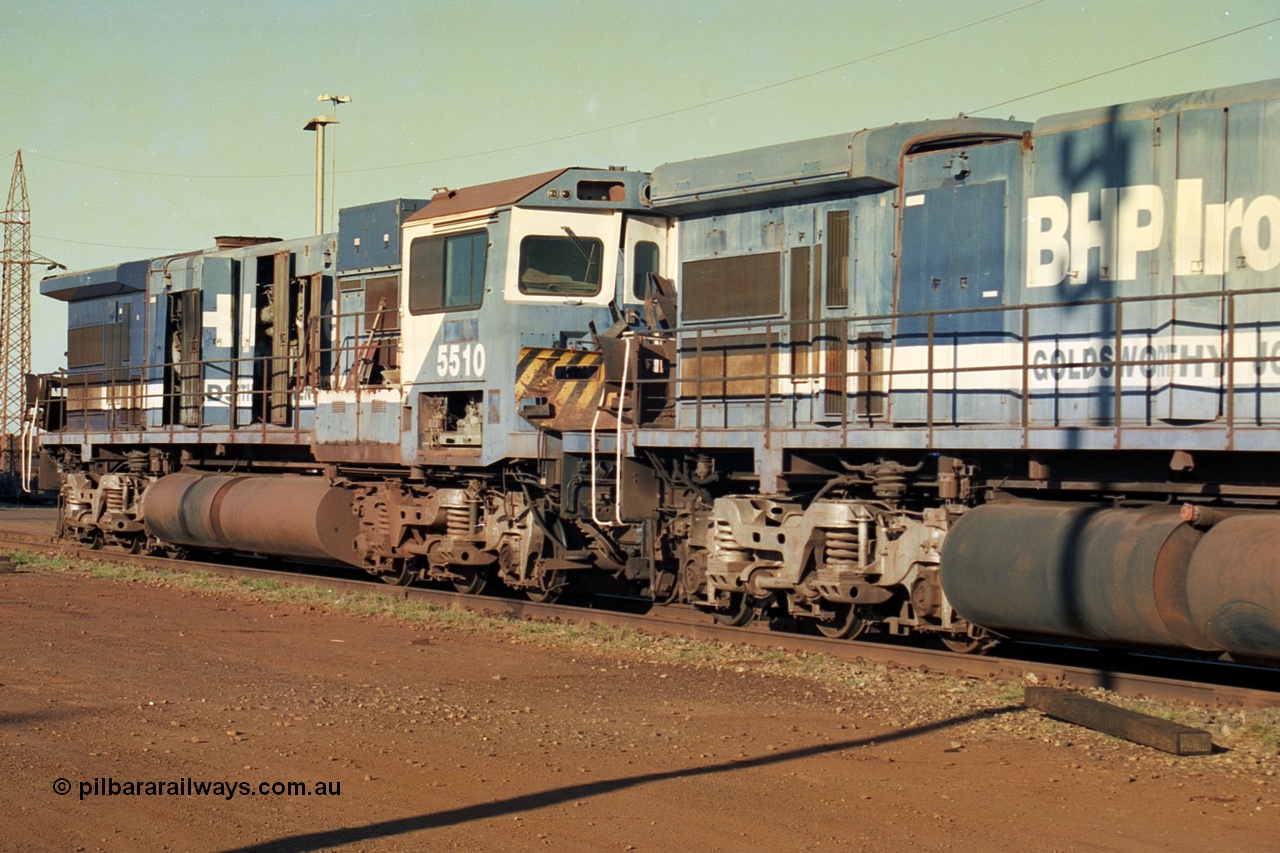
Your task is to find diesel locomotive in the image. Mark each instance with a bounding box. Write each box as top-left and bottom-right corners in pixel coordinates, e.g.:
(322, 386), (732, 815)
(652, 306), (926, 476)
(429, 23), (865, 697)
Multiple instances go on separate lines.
(31, 78), (1280, 662)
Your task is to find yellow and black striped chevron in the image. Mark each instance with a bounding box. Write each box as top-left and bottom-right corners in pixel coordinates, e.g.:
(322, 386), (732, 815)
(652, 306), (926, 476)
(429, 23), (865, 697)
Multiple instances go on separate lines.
(515, 346), (613, 432)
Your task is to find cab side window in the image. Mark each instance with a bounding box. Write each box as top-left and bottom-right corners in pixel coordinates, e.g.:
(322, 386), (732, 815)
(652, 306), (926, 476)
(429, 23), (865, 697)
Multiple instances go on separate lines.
(408, 230), (487, 314)
(632, 240), (659, 300)
(518, 235), (602, 296)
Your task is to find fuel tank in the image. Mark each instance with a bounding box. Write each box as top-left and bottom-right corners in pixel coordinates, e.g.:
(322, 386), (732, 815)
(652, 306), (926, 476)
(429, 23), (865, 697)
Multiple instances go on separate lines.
(940, 502), (1212, 652)
(942, 501), (1280, 660)
(142, 472), (362, 566)
(1182, 514), (1280, 661)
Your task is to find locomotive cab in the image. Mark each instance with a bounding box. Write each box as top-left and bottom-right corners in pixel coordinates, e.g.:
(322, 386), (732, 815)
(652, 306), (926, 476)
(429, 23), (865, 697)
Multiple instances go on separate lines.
(314, 167), (667, 470)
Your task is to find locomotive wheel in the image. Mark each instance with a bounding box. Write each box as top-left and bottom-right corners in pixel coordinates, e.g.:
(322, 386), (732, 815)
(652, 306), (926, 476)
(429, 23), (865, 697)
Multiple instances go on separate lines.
(378, 559), (415, 587)
(452, 566), (491, 596)
(940, 633), (988, 654)
(84, 530), (104, 550)
(815, 604), (867, 640)
(525, 570), (567, 604)
(712, 592), (755, 627)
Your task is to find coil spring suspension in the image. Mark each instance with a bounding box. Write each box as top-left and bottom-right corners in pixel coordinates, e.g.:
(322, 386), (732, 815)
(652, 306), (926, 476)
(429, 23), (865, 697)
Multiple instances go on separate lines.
(873, 470), (906, 500)
(714, 519), (748, 561)
(824, 527), (859, 571)
(445, 505), (472, 539)
(104, 484), (128, 515)
(64, 491), (89, 517)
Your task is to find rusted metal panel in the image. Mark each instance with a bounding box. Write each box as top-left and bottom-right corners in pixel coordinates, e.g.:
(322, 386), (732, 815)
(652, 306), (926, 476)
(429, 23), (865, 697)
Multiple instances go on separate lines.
(61, 376), (145, 431)
(363, 274), (399, 333)
(854, 332), (886, 417)
(310, 442), (405, 465)
(404, 169), (566, 223)
(173, 288), (202, 427)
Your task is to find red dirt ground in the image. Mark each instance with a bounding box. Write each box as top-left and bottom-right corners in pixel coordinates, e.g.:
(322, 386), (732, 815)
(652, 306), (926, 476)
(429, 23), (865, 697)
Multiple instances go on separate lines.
(1, 559), (1277, 851)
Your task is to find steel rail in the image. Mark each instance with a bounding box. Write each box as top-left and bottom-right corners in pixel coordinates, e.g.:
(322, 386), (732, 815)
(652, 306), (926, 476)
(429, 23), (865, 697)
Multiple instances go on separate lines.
(1, 528), (1275, 711)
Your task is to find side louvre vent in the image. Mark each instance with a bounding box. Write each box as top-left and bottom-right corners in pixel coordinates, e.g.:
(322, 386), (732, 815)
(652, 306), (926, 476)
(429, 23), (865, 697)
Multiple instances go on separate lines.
(825, 210), (850, 309)
(823, 320), (847, 417)
(682, 253), (782, 321)
(789, 246), (812, 378)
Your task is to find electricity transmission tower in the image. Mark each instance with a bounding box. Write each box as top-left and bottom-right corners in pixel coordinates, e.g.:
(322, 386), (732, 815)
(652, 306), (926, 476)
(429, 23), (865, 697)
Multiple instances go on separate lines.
(1, 150), (61, 487)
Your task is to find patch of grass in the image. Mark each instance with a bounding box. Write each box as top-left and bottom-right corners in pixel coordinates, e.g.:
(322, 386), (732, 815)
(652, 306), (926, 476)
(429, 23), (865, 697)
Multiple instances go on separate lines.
(516, 620), (558, 637)
(239, 577), (283, 592)
(88, 563), (174, 584)
(999, 683), (1025, 702)
(1244, 721), (1280, 748)
(6, 550), (74, 571)
(397, 600), (443, 622)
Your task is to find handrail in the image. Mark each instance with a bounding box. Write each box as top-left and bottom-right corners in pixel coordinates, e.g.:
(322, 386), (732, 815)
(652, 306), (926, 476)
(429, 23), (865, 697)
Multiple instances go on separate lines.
(633, 282), (1280, 447)
(31, 284), (1280, 453)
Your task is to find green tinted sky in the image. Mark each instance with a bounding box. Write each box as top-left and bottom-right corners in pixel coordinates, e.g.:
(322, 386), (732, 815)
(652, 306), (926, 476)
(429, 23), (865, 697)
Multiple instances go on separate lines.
(4, 0), (1278, 370)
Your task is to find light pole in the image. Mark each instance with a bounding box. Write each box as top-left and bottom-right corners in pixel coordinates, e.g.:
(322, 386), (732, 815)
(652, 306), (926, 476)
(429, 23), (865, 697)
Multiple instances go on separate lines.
(303, 114), (337, 235)
(317, 94), (350, 232)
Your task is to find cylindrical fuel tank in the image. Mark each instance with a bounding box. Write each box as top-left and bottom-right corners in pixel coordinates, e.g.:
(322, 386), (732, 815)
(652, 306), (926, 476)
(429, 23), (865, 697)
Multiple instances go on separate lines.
(142, 473), (362, 566)
(1183, 514), (1280, 660)
(940, 502), (1205, 650)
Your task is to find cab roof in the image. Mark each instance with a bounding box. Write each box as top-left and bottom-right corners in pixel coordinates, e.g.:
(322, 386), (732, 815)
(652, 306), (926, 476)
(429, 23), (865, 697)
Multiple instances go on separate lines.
(404, 167), (653, 223)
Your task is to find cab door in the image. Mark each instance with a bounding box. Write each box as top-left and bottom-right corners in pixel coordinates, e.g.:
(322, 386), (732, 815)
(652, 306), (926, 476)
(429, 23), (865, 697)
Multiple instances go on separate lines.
(621, 214), (676, 425)
(622, 215), (672, 311)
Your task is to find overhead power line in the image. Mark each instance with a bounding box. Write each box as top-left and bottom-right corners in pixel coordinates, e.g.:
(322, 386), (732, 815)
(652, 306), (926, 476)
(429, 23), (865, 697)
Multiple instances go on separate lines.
(33, 232), (179, 252)
(968, 15), (1280, 114)
(336, 0), (1052, 176)
(22, 1), (1048, 181)
(15, 7), (1278, 188)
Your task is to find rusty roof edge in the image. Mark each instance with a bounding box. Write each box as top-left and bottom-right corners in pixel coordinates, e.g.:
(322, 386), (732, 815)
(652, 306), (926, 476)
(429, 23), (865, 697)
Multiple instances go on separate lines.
(404, 168), (569, 224)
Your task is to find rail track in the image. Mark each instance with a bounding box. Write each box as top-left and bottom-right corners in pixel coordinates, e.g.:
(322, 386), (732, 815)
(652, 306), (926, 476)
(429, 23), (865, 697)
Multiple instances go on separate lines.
(1, 511), (1275, 711)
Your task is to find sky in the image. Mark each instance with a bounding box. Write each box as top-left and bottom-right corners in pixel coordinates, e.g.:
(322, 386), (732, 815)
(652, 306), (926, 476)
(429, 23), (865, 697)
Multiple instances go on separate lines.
(3, 0), (1278, 372)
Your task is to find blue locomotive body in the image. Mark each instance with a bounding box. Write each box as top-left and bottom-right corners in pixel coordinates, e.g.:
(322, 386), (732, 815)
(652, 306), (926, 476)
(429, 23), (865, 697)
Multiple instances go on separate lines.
(645, 80), (1280, 461)
(34, 78), (1280, 660)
